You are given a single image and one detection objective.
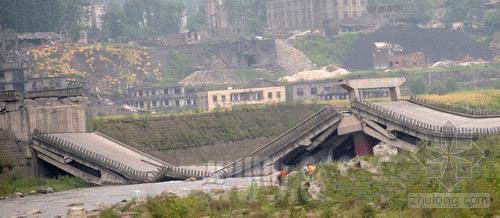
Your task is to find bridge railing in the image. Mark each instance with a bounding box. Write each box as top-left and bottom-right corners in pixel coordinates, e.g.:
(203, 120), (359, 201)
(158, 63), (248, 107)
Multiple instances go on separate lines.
(212, 106), (339, 178)
(409, 96), (500, 118)
(25, 87), (84, 99)
(352, 98), (500, 139)
(165, 166), (212, 179)
(32, 129), (162, 183)
(0, 90), (21, 101)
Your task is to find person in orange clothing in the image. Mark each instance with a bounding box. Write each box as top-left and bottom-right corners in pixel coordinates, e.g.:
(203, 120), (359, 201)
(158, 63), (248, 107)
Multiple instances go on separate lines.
(306, 163), (316, 181)
(278, 168), (287, 186)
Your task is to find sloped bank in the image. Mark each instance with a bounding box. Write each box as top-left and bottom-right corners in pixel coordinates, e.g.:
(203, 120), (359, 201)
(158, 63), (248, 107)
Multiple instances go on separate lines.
(94, 104), (324, 164)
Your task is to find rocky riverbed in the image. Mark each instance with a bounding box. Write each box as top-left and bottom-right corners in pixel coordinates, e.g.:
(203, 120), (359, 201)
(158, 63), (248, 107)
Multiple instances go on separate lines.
(0, 177), (271, 217)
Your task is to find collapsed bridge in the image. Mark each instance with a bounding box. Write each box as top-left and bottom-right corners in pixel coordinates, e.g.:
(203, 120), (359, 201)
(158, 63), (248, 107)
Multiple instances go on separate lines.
(13, 78), (500, 184)
(31, 131), (210, 185)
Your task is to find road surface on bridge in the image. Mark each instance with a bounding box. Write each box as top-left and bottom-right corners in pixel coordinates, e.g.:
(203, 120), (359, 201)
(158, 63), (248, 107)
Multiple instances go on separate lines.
(375, 101), (500, 128)
(50, 132), (166, 173)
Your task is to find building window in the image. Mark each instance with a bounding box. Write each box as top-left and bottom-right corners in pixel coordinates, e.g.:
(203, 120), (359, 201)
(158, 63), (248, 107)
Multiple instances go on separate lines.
(152, 101), (157, 107)
(213, 96), (218, 102)
(268, 92), (273, 99)
(0, 72), (4, 80)
(221, 95), (226, 102)
(164, 88), (169, 95)
(311, 87), (317, 95)
(277, 91), (282, 99)
(139, 90), (144, 96)
(297, 88), (304, 96)
(174, 87), (182, 94)
(175, 100), (180, 106)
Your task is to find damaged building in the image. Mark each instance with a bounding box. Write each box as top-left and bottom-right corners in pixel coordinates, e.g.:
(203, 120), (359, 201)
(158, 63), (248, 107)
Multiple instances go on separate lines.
(124, 86), (198, 111)
(372, 42), (426, 70)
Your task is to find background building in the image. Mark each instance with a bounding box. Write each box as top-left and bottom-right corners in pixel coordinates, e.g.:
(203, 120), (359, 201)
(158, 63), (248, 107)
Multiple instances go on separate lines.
(204, 0), (229, 36)
(266, 0), (367, 31)
(372, 42), (426, 70)
(124, 86), (197, 111)
(196, 80), (286, 111)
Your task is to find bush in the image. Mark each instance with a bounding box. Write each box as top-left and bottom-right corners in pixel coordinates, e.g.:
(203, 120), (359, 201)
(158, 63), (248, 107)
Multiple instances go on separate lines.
(0, 176), (87, 197)
(293, 34), (360, 66)
(99, 208), (120, 218)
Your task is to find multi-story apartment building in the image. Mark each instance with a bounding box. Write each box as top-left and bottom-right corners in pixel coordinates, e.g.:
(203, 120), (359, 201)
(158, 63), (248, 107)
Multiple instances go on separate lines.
(124, 86), (198, 111)
(196, 80), (286, 111)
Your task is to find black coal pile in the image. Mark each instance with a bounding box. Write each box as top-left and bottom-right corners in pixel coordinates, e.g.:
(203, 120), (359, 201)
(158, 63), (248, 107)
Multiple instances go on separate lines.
(342, 25), (495, 70)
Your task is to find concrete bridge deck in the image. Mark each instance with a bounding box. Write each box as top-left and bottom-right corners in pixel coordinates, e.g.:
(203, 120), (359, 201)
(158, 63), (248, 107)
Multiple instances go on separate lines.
(50, 133), (166, 174)
(374, 101), (500, 128)
(32, 130), (210, 185)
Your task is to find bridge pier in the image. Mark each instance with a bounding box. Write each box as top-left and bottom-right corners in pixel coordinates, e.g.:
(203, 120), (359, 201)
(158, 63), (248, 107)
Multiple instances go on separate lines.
(353, 132), (373, 156)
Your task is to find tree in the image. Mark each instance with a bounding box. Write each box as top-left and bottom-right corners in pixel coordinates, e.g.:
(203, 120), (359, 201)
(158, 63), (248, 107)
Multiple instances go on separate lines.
(445, 0), (485, 22)
(102, 1), (128, 40)
(223, 0), (267, 36)
(408, 77), (427, 95)
(122, 0), (183, 38)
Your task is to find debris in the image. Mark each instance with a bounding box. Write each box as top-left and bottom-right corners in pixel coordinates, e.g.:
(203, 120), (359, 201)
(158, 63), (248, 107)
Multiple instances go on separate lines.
(373, 143), (398, 162)
(185, 177), (197, 182)
(359, 161), (379, 174)
(26, 209), (42, 215)
(67, 202), (84, 207)
(67, 207), (87, 218)
(13, 192), (24, 198)
(38, 187), (54, 194)
(307, 182), (321, 200)
(160, 191), (178, 198)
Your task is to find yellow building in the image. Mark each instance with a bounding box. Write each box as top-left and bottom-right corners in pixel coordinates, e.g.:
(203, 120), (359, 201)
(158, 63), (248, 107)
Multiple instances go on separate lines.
(196, 81), (286, 111)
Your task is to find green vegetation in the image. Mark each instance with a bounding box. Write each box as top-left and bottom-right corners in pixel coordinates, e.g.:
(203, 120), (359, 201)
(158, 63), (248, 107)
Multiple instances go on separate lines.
(101, 136), (499, 217)
(223, 0), (267, 36)
(0, 0), (83, 40)
(292, 34), (360, 66)
(345, 62), (500, 95)
(0, 176), (88, 197)
(161, 52), (193, 85)
(422, 89), (500, 110)
(94, 103), (324, 150)
(103, 0), (183, 40)
(233, 69), (286, 82)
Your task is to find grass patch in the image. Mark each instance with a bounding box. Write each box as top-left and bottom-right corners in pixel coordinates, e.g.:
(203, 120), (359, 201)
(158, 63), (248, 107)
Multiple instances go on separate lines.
(94, 103), (325, 150)
(0, 175), (88, 197)
(103, 136), (499, 217)
(292, 33), (360, 66)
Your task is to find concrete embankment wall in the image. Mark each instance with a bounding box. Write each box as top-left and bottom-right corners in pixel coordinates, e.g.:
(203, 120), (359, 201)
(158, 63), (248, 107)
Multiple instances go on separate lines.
(0, 97), (92, 180)
(0, 97), (92, 141)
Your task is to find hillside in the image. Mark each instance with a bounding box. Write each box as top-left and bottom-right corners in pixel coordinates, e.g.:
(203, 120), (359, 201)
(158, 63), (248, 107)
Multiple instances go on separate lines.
(29, 40), (282, 93)
(342, 25), (495, 70)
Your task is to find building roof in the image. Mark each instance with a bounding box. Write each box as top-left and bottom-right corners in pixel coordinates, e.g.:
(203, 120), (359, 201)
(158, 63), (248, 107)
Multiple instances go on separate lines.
(243, 79), (279, 88)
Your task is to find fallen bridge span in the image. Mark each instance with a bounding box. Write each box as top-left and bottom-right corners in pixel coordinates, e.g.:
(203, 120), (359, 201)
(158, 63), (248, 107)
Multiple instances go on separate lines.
(31, 130), (210, 185)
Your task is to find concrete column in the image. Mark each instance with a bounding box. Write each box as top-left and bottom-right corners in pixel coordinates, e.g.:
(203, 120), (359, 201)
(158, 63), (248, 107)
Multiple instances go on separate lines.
(348, 88), (361, 102)
(353, 132), (373, 156)
(1, 39), (5, 52)
(389, 87), (401, 101)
